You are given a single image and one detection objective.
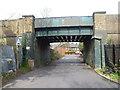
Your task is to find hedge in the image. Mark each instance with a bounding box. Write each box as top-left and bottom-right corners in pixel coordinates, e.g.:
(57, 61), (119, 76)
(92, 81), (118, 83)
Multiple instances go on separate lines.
(65, 51), (75, 54)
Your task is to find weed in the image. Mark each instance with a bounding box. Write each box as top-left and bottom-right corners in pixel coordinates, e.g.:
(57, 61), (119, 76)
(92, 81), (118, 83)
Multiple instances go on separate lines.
(20, 61), (31, 71)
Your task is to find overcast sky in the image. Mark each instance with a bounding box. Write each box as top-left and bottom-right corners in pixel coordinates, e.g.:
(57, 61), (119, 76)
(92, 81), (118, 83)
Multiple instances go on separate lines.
(0, 0), (119, 20)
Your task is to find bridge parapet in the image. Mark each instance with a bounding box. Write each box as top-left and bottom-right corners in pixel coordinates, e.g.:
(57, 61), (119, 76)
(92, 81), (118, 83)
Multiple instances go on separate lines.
(35, 16), (93, 28)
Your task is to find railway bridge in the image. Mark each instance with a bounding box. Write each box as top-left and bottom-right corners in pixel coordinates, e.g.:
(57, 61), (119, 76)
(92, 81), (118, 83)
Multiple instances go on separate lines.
(1, 11), (118, 69)
(34, 13), (106, 68)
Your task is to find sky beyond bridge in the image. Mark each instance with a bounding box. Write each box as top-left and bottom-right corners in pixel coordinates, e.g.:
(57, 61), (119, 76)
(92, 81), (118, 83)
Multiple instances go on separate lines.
(0, 0), (119, 20)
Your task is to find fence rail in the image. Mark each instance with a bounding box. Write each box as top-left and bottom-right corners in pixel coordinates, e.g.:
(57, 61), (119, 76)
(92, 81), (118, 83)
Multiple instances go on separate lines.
(104, 44), (120, 67)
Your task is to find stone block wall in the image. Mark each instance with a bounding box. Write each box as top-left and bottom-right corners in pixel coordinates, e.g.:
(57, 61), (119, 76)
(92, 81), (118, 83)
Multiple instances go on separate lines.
(105, 15), (120, 44)
(1, 15), (34, 45)
(93, 12), (119, 44)
(93, 12), (119, 68)
(1, 15), (35, 65)
(94, 13), (106, 31)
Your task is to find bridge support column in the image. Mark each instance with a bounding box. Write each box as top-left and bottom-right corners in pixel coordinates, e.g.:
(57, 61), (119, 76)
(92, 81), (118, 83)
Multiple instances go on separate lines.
(92, 30), (107, 68)
(92, 11), (108, 68)
(83, 39), (94, 68)
(84, 34), (107, 68)
(34, 38), (51, 66)
(93, 38), (102, 68)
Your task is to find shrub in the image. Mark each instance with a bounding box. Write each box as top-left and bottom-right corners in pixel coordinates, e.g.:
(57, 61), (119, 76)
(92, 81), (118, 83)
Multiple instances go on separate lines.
(50, 49), (64, 61)
(65, 51), (75, 54)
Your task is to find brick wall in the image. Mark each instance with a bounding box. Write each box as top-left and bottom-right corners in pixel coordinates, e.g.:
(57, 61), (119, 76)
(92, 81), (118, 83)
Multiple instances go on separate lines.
(56, 47), (67, 55)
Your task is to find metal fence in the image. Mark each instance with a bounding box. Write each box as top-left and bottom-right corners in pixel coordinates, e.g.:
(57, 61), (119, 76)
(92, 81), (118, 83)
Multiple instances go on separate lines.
(1, 46), (16, 74)
(104, 44), (120, 67)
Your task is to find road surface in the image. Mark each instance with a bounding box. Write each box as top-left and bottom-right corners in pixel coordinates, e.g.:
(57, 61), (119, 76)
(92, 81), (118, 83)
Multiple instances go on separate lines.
(3, 55), (119, 88)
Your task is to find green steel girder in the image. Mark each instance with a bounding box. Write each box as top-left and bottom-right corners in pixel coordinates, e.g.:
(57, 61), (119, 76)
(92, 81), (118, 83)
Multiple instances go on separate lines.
(36, 29), (93, 37)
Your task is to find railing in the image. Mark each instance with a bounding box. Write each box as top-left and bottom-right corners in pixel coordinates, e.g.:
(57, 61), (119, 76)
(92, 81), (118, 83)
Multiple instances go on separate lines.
(104, 44), (120, 67)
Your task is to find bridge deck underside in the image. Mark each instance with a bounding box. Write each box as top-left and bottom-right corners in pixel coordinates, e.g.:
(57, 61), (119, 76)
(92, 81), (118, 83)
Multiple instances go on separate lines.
(37, 35), (92, 43)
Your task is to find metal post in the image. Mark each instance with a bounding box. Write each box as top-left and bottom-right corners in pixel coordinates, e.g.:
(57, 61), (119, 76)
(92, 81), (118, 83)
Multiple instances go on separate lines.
(100, 39), (102, 68)
(113, 44), (115, 65)
(16, 37), (21, 69)
(17, 45), (19, 69)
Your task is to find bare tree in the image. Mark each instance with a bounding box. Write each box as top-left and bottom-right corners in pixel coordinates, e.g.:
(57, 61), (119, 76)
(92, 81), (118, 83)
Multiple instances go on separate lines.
(39, 7), (53, 27)
(40, 7), (52, 18)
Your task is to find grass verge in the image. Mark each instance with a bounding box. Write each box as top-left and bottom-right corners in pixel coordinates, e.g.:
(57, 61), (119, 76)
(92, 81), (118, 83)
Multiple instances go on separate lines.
(95, 67), (120, 84)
